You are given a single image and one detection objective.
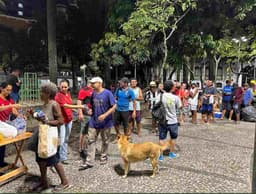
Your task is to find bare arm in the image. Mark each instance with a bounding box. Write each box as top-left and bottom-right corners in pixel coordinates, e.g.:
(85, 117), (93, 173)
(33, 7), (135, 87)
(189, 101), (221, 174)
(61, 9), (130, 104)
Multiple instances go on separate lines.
(137, 88), (144, 101)
(64, 104), (84, 109)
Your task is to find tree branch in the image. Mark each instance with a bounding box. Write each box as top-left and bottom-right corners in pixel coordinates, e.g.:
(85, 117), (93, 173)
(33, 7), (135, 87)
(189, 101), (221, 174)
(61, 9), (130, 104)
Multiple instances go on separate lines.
(166, 7), (190, 41)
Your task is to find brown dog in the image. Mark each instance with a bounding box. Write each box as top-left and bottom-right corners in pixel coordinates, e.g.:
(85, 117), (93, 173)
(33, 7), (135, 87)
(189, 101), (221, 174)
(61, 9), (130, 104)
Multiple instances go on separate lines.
(117, 134), (170, 178)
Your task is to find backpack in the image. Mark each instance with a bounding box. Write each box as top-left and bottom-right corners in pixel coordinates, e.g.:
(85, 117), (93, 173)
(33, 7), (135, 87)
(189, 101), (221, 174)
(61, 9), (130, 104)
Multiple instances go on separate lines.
(152, 93), (166, 125)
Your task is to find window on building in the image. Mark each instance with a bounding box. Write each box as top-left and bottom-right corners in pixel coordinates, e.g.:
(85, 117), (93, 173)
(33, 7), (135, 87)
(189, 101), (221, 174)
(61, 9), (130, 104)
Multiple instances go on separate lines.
(18, 3), (23, 8)
(18, 11), (23, 16)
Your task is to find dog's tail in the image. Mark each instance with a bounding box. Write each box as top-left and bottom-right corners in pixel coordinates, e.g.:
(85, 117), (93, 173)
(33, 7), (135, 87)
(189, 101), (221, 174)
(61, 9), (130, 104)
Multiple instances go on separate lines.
(159, 140), (172, 152)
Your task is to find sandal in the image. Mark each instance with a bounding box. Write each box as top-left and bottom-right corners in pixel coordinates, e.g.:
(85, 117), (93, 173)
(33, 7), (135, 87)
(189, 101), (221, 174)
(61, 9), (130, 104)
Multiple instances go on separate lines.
(78, 163), (93, 171)
(53, 184), (72, 192)
(100, 156), (108, 165)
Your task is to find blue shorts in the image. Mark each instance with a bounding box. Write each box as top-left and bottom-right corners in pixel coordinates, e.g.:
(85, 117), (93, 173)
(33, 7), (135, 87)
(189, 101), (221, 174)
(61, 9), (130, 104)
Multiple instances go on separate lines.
(158, 123), (178, 140)
(201, 104), (213, 114)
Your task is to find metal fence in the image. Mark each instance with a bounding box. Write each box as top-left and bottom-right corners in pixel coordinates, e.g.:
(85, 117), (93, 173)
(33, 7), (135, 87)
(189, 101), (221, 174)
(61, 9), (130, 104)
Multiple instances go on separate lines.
(19, 72), (41, 105)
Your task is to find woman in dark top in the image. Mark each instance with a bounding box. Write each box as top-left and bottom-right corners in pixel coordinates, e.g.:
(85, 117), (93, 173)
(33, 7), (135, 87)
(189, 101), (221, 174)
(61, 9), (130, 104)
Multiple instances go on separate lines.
(33, 82), (70, 192)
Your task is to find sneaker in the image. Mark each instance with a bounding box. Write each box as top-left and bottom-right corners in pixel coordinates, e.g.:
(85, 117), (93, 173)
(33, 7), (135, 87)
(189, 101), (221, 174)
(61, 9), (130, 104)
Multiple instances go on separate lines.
(169, 152), (177, 159)
(158, 154), (163, 162)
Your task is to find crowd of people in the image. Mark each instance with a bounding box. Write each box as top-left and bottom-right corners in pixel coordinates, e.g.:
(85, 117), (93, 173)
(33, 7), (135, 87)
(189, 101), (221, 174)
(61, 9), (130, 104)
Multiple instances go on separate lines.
(0, 70), (256, 192)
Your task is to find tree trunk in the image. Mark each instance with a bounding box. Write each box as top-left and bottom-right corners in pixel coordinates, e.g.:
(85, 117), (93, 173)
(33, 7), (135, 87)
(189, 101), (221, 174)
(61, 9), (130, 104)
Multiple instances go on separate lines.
(47, 0), (58, 83)
(158, 29), (167, 83)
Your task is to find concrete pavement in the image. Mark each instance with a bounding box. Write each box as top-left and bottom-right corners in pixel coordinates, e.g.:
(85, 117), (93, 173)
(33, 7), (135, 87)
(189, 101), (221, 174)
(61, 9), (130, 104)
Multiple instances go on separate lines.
(0, 116), (255, 193)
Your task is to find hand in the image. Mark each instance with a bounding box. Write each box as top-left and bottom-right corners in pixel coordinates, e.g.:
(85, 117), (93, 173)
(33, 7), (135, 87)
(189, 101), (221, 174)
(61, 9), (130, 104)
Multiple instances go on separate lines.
(98, 113), (106, 122)
(87, 109), (92, 116)
(12, 104), (21, 109)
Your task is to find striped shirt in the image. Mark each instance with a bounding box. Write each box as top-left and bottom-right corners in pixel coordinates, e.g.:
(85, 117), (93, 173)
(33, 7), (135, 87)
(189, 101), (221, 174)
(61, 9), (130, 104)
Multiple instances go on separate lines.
(145, 90), (159, 110)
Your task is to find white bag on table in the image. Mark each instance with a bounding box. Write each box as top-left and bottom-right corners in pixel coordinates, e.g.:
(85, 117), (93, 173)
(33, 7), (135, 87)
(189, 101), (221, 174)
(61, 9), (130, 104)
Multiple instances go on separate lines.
(38, 124), (58, 158)
(0, 121), (17, 138)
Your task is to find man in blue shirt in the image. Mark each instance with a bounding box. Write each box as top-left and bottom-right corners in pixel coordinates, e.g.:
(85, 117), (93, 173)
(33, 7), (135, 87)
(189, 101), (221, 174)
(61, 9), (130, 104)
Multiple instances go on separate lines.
(243, 83), (254, 106)
(114, 77), (136, 138)
(221, 80), (234, 120)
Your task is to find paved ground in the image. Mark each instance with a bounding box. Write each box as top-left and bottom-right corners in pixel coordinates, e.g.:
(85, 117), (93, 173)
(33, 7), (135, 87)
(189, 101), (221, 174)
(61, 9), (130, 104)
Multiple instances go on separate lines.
(0, 115), (255, 193)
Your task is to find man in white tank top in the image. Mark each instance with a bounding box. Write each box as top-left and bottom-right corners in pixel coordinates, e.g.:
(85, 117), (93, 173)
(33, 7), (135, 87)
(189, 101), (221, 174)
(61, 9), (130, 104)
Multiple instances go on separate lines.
(128, 78), (143, 136)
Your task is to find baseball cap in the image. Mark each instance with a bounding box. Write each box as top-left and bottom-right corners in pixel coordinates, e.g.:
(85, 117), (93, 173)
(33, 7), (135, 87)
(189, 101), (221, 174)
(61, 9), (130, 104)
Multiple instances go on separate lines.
(149, 81), (157, 86)
(89, 77), (103, 83)
(120, 77), (129, 83)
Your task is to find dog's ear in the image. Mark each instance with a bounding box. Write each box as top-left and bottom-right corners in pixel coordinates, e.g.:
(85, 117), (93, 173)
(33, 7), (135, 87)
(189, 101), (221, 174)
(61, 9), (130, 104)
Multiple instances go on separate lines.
(126, 135), (130, 141)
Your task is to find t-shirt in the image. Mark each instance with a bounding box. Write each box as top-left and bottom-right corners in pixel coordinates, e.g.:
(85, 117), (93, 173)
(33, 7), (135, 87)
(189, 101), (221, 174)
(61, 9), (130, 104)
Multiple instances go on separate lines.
(0, 96), (14, 121)
(202, 86), (217, 105)
(243, 89), (254, 106)
(145, 90), (159, 110)
(222, 85), (233, 102)
(78, 86), (93, 109)
(114, 87), (135, 111)
(156, 93), (182, 125)
(55, 92), (73, 123)
(7, 74), (20, 93)
(89, 89), (115, 129)
(233, 87), (243, 104)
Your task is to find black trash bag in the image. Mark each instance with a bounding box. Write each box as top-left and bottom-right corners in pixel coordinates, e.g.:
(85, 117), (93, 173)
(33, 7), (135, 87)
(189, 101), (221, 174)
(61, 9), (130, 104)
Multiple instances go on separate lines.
(241, 106), (256, 122)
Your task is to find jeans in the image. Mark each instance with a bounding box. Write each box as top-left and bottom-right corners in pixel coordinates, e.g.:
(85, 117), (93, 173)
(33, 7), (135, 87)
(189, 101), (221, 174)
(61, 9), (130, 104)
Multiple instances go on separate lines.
(58, 121), (73, 161)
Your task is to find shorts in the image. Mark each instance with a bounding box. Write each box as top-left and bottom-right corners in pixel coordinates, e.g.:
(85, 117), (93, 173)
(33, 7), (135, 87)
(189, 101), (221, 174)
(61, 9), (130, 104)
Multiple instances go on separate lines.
(222, 101), (232, 111)
(158, 123), (178, 140)
(182, 106), (190, 115)
(36, 146), (60, 166)
(201, 104), (213, 114)
(114, 111), (129, 129)
(128, 111), (141, 123)
(233, 103), (241, 114)
(189, 104), (198, 111)
(80, 116), (90, 135)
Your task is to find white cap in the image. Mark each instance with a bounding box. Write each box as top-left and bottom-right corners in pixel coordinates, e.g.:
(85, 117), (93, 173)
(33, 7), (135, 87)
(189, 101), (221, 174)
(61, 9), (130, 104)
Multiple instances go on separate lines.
(89, 77), (103, 83)
(149, 81), (156, 86)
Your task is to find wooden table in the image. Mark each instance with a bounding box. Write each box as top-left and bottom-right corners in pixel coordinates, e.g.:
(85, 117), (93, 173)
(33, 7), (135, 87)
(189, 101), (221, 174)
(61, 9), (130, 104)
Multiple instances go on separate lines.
(0, 132), (32, 184)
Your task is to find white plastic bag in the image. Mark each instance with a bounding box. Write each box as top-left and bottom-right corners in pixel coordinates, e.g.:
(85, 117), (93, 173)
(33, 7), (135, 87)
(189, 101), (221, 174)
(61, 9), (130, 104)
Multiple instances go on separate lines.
(0, 121), (17, 138)
(38, 124), (58, 158)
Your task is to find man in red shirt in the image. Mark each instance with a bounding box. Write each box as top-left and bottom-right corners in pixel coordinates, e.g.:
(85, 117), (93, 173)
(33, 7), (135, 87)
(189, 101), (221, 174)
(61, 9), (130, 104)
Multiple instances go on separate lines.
(55, 80), (73, 164)
(232, 83), (244, 123)
(77, 82), (93, 159)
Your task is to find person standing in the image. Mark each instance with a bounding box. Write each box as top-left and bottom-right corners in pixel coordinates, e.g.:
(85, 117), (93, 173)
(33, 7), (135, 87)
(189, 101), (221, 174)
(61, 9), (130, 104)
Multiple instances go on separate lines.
(33, 82), (70, 192)
(114, 77), (136, 137)
(55, 79), (73, 164)
(243, 83), (254, 107)
(232, 83), (244, 124)
(201, 80), (217, 124)
(79, 77), (116, 170)
(221, 80), (234, 120)
(189, 83), (199, 124)
(128, 78), (143, 136)
(7, 68), (21, 103)
(145, 81), (159, 133)
(157, 80), (182, 161)
(77, 82), (93, 159)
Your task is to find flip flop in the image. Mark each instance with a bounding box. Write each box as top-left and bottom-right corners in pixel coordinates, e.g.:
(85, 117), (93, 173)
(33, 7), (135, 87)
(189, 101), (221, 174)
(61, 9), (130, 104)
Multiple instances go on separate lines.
(53, 184), (73, 192)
